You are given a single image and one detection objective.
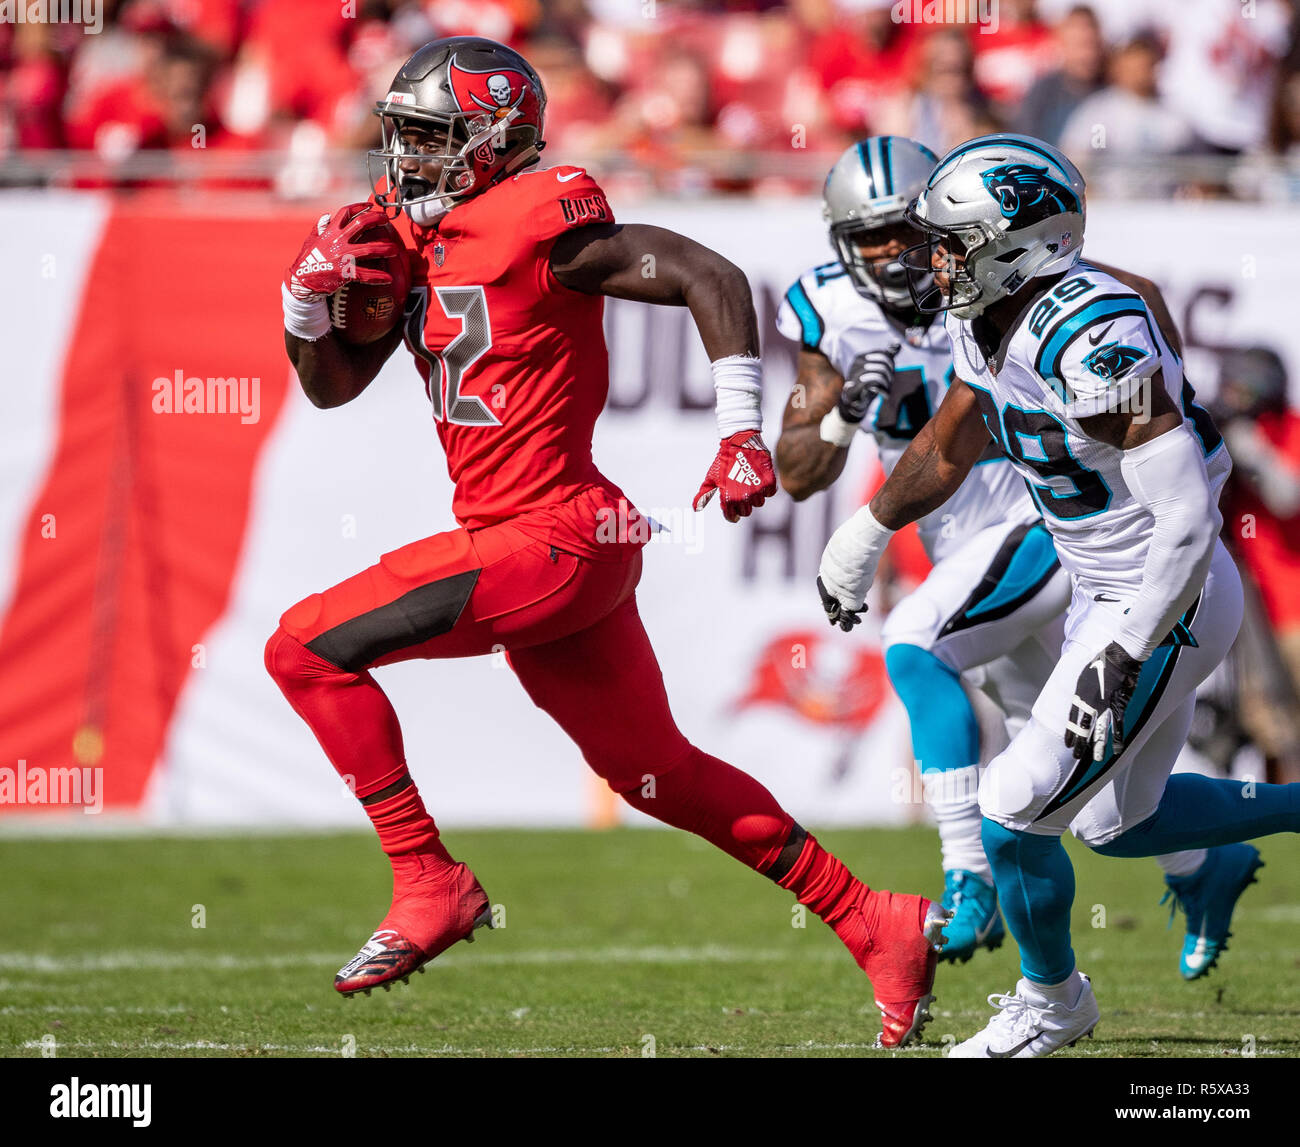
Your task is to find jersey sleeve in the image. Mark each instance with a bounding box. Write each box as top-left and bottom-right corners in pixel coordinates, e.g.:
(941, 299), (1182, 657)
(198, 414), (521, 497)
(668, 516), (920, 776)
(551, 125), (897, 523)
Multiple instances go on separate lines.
(1041, 299), (1162, 418)
(776, 273), (827, 354)
(523, 166), (615, 243)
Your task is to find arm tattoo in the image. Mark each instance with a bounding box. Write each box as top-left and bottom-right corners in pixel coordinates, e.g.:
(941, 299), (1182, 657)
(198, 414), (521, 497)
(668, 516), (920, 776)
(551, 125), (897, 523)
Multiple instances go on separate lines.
(868, 422), (954, 527)
(865, 379), (988, 529)
(776, 350), (848, 499)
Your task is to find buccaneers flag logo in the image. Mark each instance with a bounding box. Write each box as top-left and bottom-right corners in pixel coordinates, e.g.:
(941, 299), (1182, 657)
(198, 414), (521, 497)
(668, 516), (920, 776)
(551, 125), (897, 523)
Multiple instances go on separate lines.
(734, 630), (889, 730)
(447, 56), (540, 127)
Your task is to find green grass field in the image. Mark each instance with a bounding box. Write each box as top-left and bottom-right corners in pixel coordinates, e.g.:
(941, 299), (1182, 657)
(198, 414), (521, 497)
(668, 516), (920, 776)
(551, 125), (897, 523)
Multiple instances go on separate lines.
(1, 826), (1297, 1059)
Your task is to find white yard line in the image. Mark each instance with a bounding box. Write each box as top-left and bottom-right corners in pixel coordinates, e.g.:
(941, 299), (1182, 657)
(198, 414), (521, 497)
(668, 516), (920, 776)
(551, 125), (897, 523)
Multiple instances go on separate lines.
(14, 1038), (887, 1056)
(0, 944), (837, 974)
(1, 1004), (190, 1015)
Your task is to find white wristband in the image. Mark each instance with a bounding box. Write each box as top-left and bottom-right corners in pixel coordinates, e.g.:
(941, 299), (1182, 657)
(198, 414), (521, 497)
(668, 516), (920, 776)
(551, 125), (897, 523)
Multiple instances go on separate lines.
(819, 405), (859, 447)
(282, 282), (333, 341)
(712, 354), (763, 437)
(819, 504), (894, 611)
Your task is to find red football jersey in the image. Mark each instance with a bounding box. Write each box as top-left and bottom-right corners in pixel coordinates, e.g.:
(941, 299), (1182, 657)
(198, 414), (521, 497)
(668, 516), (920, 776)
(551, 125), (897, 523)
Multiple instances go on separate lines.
(389, 166), (642, 561)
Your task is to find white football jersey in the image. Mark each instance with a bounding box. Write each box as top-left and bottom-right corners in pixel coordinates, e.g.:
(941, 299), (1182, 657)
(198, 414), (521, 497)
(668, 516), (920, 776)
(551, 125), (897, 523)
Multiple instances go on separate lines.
(777, 260), (1039, 561)
(944, 261), (1232, 595)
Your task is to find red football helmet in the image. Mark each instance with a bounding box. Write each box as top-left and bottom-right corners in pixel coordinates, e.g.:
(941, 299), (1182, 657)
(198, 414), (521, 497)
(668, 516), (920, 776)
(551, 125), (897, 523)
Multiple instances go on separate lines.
(369, 36), (547, 217)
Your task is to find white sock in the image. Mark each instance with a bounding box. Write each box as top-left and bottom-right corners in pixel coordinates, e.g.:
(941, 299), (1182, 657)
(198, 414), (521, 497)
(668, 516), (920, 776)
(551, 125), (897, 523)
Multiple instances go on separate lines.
(1022, 968), (1084, 1007)
(922, 765), (990, 879)
(1156, 849), (1208, 879)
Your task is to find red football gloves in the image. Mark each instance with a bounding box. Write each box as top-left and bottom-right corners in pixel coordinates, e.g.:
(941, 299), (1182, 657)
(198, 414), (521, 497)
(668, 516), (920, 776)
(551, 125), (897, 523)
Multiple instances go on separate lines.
(284, 202), (402, 302)
(693, 430), (778, 522)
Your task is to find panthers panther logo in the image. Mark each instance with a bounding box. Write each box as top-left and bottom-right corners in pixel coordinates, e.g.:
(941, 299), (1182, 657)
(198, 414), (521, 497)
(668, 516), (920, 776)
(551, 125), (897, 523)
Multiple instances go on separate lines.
(980, 163), (1081, 225)
(1081, 341), (1145, 380)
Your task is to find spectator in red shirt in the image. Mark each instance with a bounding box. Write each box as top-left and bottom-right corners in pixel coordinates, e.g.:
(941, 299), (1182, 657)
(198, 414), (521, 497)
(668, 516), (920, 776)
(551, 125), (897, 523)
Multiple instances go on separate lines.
(970, 0), (1057, 117)
(1217, 346), (1300, 780)
(4, 21), (66, 150)
(805, 0), (922, 136)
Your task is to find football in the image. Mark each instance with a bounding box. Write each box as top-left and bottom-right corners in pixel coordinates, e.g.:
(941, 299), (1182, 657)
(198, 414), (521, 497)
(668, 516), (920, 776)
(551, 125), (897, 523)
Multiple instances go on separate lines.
(329, 209), (411, 345)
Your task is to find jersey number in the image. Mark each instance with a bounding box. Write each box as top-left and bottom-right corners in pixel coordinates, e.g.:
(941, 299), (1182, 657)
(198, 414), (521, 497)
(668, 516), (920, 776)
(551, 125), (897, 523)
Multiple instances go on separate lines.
(970, 385), (1112, 521)
(404, 285), (500, 426)
(872, 365), (931, 440)
(1027, 277), (1096, 338)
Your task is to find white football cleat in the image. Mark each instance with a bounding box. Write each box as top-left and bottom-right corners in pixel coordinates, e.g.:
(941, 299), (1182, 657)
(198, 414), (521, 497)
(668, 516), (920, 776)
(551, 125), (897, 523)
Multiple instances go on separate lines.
(948, 972), (1099, 1058)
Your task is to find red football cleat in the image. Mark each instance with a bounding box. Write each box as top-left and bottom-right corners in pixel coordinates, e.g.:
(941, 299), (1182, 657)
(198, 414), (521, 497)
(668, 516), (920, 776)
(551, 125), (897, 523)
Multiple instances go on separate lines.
(334, 860), (492, 997)
(834, 888), (951, 1048)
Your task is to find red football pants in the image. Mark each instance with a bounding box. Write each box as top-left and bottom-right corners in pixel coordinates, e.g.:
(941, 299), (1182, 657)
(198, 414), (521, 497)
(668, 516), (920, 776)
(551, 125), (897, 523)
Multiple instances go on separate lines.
(264, 519), (796, 872)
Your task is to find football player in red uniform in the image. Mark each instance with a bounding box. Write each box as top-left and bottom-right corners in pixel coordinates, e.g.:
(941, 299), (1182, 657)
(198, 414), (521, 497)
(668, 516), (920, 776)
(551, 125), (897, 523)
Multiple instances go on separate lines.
(268, 36), (948, 1047)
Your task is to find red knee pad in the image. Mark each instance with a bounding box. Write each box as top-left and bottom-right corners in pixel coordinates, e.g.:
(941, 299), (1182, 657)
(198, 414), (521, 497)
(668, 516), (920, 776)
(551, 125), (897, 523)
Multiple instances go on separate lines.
(264, 626), (347, 688)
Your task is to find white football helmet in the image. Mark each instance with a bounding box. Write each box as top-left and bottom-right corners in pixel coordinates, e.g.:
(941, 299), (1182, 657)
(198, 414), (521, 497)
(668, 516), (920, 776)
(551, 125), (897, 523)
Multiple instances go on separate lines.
(900, 133), (1086, 319)
(822, 136), (939, 309)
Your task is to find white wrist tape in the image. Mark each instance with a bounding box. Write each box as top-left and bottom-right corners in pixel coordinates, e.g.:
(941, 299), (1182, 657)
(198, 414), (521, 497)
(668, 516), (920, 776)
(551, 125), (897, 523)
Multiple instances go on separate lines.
(282, 282), (333, 341)
(711, 354), (763, 438)
(819, 504), (894, 610)
(819, 405), (858, 447)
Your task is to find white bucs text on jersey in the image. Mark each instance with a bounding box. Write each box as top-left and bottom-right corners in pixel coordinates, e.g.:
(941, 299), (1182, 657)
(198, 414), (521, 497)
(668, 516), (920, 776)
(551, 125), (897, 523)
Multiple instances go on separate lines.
(778, 260), (1038, 561)
(944, 261), (1231, 596)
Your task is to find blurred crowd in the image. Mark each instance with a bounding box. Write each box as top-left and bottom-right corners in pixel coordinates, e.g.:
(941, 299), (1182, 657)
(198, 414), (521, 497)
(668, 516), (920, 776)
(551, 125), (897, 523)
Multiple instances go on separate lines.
(4, 0), (1300, 198)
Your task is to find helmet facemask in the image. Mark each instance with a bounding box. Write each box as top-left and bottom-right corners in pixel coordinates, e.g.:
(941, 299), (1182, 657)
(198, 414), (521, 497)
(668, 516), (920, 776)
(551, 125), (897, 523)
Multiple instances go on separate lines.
(368, 103), (540, 219)
(831, 217), (930, 310)
(899, 209), (989, 317)
(900, 204), (1078, 319)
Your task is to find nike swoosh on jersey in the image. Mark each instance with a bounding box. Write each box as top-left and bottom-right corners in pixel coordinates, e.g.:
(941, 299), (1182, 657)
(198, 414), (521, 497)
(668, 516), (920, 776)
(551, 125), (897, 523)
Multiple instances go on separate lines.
(556, 170), (584, 182)
(1094, 593), (1122, 602)
(1087, 320), (1116, 346)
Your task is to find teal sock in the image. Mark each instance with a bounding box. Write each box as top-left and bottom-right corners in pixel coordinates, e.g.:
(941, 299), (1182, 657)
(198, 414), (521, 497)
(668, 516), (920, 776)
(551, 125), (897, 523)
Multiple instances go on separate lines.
(1094, 774), (1300, 858)
(982, 818), (1076, 985)
(885, 643), (979, 774)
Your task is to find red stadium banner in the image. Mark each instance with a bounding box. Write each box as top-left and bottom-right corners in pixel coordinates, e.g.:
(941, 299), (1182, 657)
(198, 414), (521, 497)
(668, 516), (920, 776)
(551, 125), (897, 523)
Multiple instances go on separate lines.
(0, 197), (301, 813)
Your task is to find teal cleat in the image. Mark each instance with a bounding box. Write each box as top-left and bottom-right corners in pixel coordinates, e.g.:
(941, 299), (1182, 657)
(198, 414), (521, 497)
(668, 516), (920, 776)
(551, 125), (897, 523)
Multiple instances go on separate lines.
(1161, 843), (1264, 981)
(939, 869), (1005, 964)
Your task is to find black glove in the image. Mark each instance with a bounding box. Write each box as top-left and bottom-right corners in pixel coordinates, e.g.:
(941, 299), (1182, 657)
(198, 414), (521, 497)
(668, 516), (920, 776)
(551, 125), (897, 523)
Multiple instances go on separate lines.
(817, 575), (863, 632)
(837, 343), (901, 425)
(1064, 641), (1144, 762)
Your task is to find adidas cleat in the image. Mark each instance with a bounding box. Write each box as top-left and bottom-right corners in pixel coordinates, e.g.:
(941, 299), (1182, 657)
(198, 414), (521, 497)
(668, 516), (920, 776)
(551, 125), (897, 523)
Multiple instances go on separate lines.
(1161, 843), (1263, 981)
(850, 892), (950, 1049)
(939, 869), (1005, 964)
(334, 861), (492, 997)
(949, 972), (1099, 1059)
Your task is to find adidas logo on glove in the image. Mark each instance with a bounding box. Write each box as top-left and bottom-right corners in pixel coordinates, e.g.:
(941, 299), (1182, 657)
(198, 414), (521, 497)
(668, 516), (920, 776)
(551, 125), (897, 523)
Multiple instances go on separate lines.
(299, 248), (334, 274)
(727, 452), (763, 487)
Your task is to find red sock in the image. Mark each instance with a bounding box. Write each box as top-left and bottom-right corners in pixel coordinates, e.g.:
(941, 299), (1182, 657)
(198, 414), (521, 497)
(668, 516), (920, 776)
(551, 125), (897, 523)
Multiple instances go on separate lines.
(775, 833), (860, 920)
(776, 833), (885, 970)
(364, 784), (453, 863)
(366, 784), (480, 951)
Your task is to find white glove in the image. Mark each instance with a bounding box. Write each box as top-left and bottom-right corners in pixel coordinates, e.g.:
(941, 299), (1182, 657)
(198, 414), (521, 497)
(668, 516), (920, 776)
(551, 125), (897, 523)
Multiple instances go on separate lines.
(816, 505), (894, 631)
